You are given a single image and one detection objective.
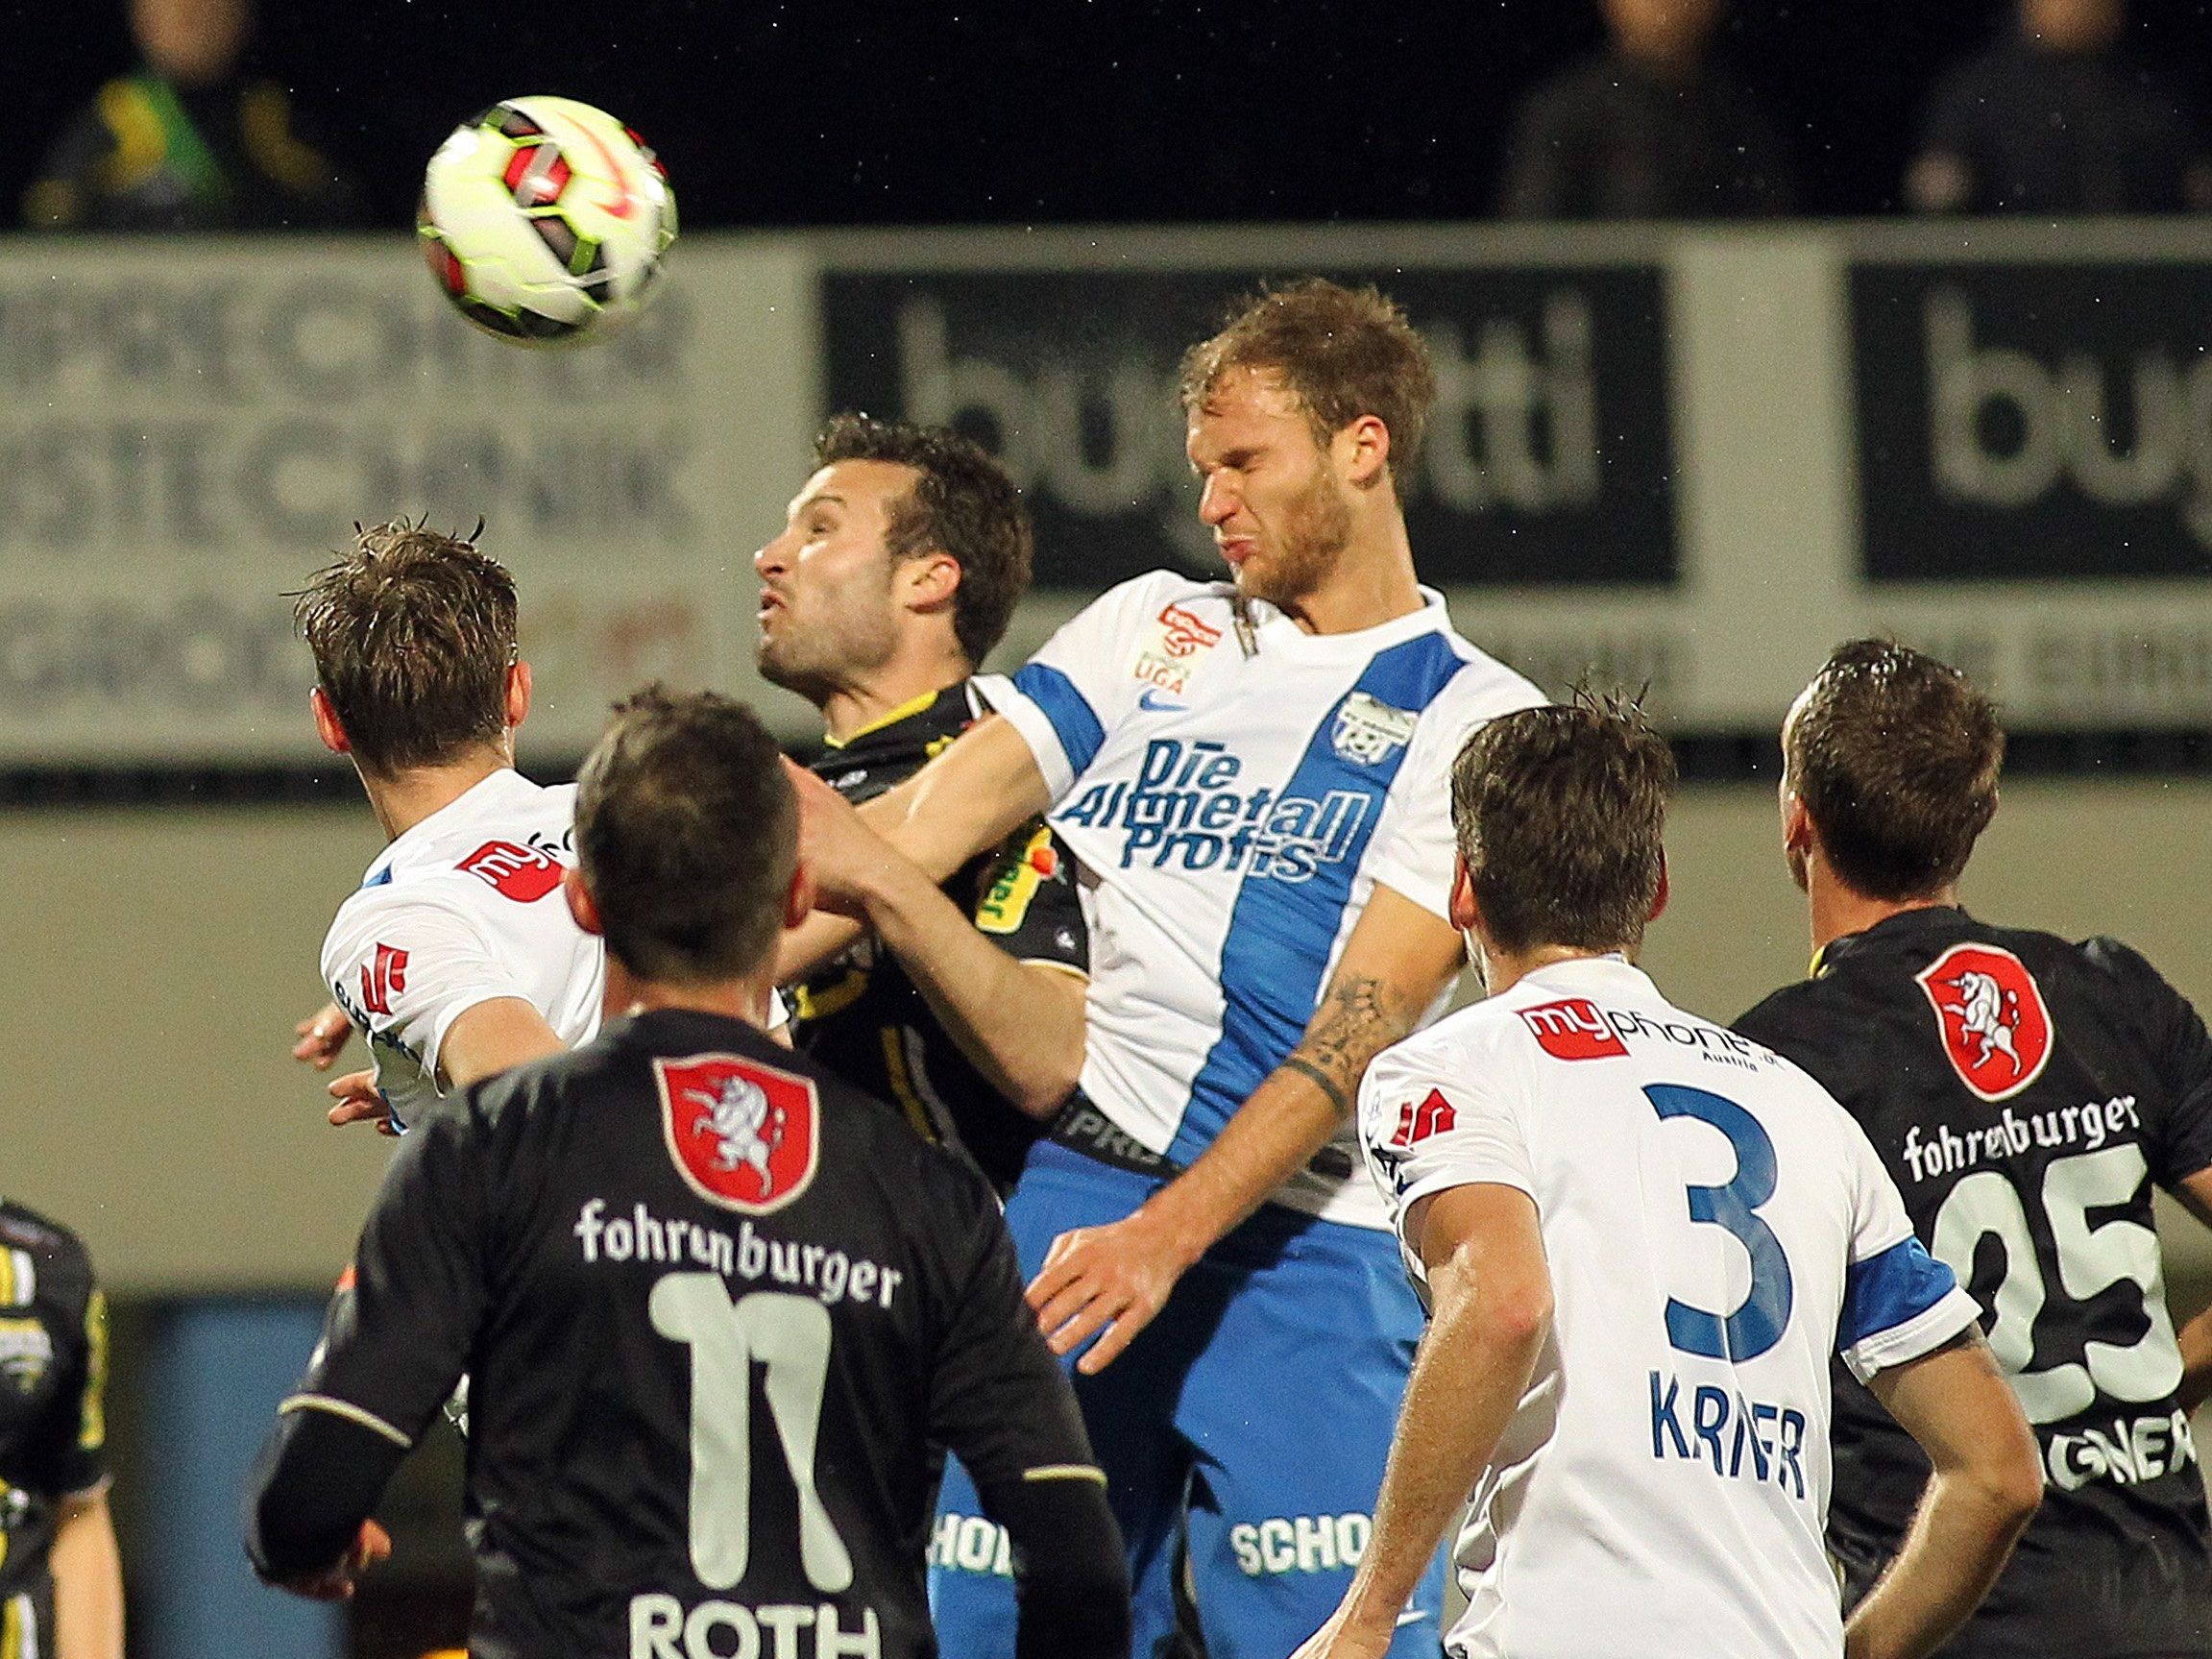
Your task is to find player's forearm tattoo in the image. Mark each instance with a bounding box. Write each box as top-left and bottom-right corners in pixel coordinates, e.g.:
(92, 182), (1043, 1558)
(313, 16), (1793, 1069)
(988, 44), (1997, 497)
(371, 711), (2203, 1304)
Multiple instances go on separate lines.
(1286, 972), (1420, 1118)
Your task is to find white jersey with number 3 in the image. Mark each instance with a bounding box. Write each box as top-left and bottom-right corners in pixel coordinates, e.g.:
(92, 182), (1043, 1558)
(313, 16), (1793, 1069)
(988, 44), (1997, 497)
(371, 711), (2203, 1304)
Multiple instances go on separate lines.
(1358, 955), (1980, 1659)
(321, 769), (604, 1132)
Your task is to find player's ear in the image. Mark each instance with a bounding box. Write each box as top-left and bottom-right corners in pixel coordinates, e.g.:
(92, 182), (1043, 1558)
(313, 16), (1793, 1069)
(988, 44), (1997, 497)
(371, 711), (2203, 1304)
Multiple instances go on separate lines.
(309, 687), (352, 757)
(505, 660), (532, 731)
(1781, 791), (1814, 859)
(564, 866), (604, 938)
(1334, 413), (1392, 492)
(901, 550), (962, 618)
(784, 858), (816, 932)
(1447, 852), (1480, 936)
(1649, 852), (1670, 923)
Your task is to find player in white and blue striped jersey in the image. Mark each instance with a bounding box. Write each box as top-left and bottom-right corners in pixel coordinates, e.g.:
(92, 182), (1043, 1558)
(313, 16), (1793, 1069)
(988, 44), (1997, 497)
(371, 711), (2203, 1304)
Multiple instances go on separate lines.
(785, 280), (1541, 1658)
(1297, 699), (2041, 1659)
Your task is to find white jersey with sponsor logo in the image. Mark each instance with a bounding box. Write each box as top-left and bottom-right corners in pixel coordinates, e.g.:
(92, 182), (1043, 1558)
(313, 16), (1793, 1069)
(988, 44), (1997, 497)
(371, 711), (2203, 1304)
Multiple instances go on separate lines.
(979, 572), (1542, 1229)
(322, 769), (604, 1132)
(1358, 955), (1981, 1659)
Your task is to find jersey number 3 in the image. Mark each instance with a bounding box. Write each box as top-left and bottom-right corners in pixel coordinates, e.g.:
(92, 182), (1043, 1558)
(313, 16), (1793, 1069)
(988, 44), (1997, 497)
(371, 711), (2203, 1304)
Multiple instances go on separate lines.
(1649, 1084), (1795, 1363)
(651, 1276), (855, 1593)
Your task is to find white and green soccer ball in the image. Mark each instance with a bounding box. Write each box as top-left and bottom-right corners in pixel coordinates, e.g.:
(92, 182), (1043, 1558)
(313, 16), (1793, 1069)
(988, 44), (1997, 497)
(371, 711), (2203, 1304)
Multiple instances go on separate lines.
(418, 95), (677, 346)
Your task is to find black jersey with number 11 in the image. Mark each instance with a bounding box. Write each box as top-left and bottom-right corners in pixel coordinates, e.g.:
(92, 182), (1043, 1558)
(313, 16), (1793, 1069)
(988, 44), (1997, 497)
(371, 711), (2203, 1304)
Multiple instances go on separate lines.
(255, 1009), (1105, 1659)
(1737, 907), (2212, 1657)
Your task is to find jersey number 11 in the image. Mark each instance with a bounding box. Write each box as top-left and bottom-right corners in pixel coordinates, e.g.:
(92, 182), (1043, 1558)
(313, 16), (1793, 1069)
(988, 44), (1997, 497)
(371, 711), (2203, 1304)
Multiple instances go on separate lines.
(651, 1275), (856, 1593)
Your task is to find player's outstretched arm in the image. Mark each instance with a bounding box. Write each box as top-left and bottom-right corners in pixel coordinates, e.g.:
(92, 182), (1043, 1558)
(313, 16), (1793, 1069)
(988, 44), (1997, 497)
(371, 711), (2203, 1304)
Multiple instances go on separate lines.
(792, 767), (1084, 1116)
(1291, 1183), (1550, 1659)
(1844, 1331), (2042, 1659)
(1028, 884), (1464, 1373)
(776, 717), (1055, 984)
(437, 996), (565, 1089)
(51, 1488), (123, 1659)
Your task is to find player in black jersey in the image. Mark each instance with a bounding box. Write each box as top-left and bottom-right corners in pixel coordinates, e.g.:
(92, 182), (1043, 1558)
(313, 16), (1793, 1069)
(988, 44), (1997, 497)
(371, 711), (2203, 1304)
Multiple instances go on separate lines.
(246, 689), (1130, 1659)
(1736, 640), (2212, 1659)
(759, 415), (1088, 1192)
(0, 1201), (122, 1659)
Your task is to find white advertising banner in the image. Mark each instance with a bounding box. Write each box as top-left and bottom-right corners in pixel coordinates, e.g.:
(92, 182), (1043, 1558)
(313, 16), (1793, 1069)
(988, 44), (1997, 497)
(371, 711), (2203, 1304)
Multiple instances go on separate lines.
(0, 234), (821, 763)
(4, 221), (2208, 764)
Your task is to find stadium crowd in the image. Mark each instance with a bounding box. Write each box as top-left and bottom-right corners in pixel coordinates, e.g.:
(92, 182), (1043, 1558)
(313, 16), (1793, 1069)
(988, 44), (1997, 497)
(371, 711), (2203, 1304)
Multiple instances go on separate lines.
(19, 0), (2212, 230)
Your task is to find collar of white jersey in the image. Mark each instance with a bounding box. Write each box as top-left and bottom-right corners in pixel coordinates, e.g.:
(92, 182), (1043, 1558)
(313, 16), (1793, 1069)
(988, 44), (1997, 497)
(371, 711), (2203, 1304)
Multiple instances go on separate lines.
(1249, 584), (1454, 659)
(363, 768), (541, 884)
(1499, 952), (1656, 1004)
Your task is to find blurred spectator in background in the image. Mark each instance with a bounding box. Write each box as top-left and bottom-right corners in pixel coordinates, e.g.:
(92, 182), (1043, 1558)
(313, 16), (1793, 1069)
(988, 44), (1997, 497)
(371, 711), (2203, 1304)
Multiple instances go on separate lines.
(1497, 0), (1795, 219)
(22, 0), (359, 230)
(1906, 0), (2212, 213)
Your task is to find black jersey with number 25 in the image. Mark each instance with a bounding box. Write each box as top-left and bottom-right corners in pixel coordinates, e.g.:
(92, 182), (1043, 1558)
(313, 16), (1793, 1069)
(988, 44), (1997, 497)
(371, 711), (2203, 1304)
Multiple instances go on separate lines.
(1738, 907), (2212, 1659)
(280, 1008), (1099, 1659)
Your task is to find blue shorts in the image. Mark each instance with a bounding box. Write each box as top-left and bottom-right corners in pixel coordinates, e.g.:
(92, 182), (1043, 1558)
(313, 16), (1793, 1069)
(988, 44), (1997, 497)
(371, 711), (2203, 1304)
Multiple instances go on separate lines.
(930, 1142), (1446, 1659)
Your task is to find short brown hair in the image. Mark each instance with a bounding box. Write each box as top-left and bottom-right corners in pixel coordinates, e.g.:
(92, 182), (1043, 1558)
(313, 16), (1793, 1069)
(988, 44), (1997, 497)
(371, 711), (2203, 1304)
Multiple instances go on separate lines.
(572, 687), (795, 984)
(1178, 279), (1437, 470)
(814, 413), (1033, 667)
(294, 521), (518, 775)
(1451, 696), (1677, 957)
(1785, 640), (2004, 902)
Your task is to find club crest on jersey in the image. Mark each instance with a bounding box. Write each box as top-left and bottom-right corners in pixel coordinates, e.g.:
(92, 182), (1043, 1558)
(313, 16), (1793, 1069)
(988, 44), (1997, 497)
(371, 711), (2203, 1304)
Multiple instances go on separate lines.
(655, 1054), (819, 1213)
(0, 1317), (52, 1396)
(1329, 693), (1420, 767)
(1130, 602), (1224, 695)
(1519, 998), (1631, 1061)
(1914, 943), (2054, 1103)
(458, 839), (565, 903)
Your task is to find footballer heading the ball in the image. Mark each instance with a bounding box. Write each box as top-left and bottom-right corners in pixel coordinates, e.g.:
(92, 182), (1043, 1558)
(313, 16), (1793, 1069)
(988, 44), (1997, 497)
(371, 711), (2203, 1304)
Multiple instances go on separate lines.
(419, 95), (677, 347)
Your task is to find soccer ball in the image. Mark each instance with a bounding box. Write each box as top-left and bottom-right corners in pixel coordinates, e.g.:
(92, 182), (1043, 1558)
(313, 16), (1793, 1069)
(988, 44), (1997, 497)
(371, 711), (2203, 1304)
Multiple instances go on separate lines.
(418, 96), (676, 346)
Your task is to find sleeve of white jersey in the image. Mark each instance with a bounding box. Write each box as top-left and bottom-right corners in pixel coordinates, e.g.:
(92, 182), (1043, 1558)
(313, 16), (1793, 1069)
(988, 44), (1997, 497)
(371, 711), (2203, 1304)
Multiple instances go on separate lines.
(1366, 663), (1546, 921)
(974, 572), (1188, 802)
(321, 884), (537, 1094)
(1358, 1030), (1533, 1261)
(1835, 1112), (1981, 1383)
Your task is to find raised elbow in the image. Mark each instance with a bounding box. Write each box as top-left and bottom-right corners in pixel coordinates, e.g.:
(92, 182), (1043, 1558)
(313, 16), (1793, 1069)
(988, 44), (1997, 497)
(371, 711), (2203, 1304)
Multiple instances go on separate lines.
(1010, 1037), (1084, 1123)
(1983, 1435), (2045, 1534)
(1487, 1281), (1553, 1354)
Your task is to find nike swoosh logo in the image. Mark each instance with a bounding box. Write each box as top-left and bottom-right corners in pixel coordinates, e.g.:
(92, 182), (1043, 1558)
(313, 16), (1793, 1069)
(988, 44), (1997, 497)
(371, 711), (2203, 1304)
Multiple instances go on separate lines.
(1138, 689), (1185, 712)
(1396, 1609), (1430, 1627)
(577, 123), (638, 220)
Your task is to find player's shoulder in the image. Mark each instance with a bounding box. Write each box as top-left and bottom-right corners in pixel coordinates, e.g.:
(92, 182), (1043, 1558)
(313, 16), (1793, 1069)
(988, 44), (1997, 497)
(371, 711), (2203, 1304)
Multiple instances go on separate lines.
(0, 1201), (96, 1294)
(1367, 1000), (1521, 1097)
(1068, 570), (1234, 632)
(1406, 621), (1546, 731)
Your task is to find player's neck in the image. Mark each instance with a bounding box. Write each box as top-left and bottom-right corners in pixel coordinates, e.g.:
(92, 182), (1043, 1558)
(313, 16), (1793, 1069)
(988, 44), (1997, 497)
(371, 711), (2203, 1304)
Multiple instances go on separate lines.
(1282, 512), (1424, 636)
(1479, 942), (1625, 999)
(1808, 866), (1960, 958)
(817, 647), (970, 745)
(358, 744), (515, 842)
(600, 959), (779, 1030)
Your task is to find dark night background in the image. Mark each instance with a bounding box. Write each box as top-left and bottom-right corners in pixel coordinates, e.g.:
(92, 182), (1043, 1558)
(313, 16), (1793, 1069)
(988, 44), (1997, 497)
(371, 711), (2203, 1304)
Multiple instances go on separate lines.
(10, 0), (2212, 229)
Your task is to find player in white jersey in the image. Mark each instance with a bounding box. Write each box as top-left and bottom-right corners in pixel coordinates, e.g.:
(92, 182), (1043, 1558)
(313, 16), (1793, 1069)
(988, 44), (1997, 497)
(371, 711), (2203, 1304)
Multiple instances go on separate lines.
(1295, 697), (2042, 1659)
(787, 281), (1542, 1657)
(292, 523), (603, 1132)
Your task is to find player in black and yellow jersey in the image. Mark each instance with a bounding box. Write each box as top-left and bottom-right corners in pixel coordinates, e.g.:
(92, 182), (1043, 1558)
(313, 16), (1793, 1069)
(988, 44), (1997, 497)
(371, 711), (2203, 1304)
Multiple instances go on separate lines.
(245, 690), (1128, 1659)
(760, 415), (1087, 1192)
(0, 1202), (121, 1659)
